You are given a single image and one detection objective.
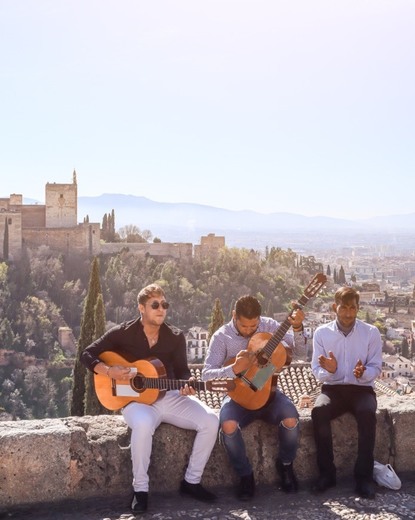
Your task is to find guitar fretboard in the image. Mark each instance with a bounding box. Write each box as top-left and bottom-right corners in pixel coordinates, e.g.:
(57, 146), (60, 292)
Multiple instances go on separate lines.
(140, 377), (206, 391)
(260, 293), (310, 359)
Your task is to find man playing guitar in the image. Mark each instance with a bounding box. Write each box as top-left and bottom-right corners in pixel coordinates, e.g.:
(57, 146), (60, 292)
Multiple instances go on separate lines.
(81, 283), (219, 514)
(202, 295), (306, 500)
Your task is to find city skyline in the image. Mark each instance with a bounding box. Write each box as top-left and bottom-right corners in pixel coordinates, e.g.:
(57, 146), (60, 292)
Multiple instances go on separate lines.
(1, 1), (414, 220)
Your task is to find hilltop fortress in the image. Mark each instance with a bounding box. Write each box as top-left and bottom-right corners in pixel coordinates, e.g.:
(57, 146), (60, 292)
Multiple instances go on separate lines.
(0, 172), (225, 260)
(0, 171), (100, 260)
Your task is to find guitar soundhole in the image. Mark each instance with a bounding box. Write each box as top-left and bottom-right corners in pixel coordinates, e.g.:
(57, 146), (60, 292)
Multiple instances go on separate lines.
(130, 375), (145, 392)
(256, 352), (269, 367)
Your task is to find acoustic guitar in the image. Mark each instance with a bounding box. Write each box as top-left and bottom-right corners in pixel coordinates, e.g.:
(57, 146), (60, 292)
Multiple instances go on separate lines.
(226, 272), (327, 410)
(94, 351), (235, 411)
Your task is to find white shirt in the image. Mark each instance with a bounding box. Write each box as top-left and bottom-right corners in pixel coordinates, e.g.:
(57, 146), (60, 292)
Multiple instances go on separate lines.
(311, 319), (382, 387)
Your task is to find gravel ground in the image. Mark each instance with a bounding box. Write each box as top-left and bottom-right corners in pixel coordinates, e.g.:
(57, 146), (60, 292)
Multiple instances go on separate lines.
(3, 474), (415, 520)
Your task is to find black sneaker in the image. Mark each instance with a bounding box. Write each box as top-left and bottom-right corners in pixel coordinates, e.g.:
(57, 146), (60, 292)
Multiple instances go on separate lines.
(180, 479), (216, 502)
(131, 491), (148, 513)
(355, 478), (375, 499)
(276, 459), (298, 492)
(237, 472), (255, 501)
(312, 473), (337, 494)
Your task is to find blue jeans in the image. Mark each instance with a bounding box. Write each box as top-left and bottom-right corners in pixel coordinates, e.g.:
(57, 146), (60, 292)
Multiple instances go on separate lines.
(219, 390), (299, 477)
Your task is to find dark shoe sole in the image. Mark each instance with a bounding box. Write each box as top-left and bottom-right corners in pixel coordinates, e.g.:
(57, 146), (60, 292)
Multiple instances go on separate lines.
(311, 478), (336, 494)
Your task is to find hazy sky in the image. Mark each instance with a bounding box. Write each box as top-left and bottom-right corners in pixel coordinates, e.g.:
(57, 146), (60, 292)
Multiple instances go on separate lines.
(1, 1), (414, 220)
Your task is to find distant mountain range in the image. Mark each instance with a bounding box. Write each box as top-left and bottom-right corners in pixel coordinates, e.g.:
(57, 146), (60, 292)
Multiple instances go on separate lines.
(25, 194), (415, 252)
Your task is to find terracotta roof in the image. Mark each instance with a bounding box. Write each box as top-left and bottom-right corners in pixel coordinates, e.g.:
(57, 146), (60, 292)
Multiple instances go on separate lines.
(190, 362), (398, 410)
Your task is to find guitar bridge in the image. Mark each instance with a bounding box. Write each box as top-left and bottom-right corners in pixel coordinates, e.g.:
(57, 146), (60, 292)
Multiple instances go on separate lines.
(239, 374), (258, 392)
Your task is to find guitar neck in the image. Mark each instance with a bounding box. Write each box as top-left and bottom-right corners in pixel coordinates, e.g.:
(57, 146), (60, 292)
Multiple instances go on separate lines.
(261, 293), (310, 359)
(142, 377), (206, 392)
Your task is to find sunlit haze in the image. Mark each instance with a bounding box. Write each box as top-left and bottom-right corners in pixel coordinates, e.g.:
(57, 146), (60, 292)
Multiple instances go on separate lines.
(1, 1), (414, 220)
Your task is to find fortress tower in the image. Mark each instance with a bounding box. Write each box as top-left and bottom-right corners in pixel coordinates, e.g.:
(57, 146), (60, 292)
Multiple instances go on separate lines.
(45, 171), (77, 228)
(0, 171), (100, 260)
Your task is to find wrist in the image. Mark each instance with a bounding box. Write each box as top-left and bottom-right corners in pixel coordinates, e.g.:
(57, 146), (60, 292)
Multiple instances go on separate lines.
(106, 365), (112, 377)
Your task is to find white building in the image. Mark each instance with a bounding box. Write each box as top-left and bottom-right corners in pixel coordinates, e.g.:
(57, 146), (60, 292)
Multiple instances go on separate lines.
(186, 326), (209, 362)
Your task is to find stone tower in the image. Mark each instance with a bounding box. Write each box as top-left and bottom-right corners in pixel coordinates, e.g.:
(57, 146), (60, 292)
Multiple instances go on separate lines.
(45, 170), (77, 228)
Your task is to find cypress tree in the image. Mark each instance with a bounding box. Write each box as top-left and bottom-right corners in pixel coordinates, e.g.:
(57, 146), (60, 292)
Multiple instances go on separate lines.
(102, 213), (108, 240)
(338, 265), (346, 284)
(70, 256), (103, 416)
(110, 209), (116, 241)
(208, 298), (225, 343)
(84, 292), (107, 415)
(3, 218), (9, 260)
(402, 336), (410, 359)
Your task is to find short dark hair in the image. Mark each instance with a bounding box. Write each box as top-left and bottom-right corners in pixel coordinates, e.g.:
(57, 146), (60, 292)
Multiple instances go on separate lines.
(235, 295), (262, 319)
(137, 284), (165, 305)
(334, 286), (360, 306)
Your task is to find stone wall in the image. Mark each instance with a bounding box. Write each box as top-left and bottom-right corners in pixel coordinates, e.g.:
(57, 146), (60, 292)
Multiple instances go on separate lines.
(22, 223), (101, 256)
(20, 205), (46, 228)
(1, 394), (415, 512)
(100, 241), (193, 258)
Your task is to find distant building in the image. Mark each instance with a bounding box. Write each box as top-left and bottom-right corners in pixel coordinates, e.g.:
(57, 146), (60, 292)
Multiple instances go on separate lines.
(1, 173), (226, 261)
(194, 233), (225, 258)
(0, 171), (100, 259)
(382, 354), (414, 378)
(186, 326), (209, 362)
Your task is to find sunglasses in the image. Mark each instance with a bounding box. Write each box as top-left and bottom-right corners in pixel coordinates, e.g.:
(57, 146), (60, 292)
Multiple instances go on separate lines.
(149, 301), (170, 310)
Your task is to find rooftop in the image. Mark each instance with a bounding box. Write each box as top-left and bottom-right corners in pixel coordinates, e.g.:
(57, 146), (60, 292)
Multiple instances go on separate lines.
(190, 362), (399, 410)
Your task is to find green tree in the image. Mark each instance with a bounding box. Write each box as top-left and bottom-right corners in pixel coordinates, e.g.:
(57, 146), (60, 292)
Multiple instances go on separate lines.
(208, 298), (225, 343)
(23, 365), (58, 418)
(3, 218), (9, 260)
(338, 265), (346, 285)
(401, 336), (410, 359)
(16, 296), (61, 358)
(84, 292), (107, 415)
(71, 256), (103, 416)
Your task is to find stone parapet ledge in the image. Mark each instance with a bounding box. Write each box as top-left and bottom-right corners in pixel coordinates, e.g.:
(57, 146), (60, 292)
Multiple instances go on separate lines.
(1, 394), (414, 512)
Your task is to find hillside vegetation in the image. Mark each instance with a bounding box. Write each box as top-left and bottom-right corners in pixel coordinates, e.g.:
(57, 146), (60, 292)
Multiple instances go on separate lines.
(0, 245), (326, 420)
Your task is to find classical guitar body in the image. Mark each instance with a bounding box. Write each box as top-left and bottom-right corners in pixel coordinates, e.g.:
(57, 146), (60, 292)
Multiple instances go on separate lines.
(94, 352), (167, 410)
(226, 333), (288, 410)
(94, 351), (235, 411)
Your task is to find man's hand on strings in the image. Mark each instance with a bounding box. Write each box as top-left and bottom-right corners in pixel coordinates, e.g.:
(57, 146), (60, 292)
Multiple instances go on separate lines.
(288, 301), (305, 331)
(232, 349), (254, 375)
(180, 377), (197, 396)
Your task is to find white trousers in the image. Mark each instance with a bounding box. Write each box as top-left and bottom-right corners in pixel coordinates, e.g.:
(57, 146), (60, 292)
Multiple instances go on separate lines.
(122, 390), (219, 492)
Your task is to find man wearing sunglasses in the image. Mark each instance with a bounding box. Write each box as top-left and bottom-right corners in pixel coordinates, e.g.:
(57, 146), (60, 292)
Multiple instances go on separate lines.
(81, 283), (219, 514)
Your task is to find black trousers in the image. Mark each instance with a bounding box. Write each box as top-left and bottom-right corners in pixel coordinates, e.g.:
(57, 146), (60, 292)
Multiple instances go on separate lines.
(311, 384), (377, 480)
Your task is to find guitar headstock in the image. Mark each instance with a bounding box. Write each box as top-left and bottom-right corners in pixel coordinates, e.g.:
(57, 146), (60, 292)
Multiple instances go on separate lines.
(299, 273), (327, 305)
(301, 273), (327, 301)
(205, 379), (236, 393)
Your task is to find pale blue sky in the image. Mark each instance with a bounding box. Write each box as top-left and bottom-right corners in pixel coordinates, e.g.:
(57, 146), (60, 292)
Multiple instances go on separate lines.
(1, 0), (414, 219)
